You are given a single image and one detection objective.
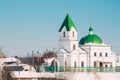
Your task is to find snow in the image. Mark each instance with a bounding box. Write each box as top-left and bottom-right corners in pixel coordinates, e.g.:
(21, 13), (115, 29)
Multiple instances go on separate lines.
(10, 71), (55, 78)
(0, 57), (20, 65)
(10, 72), (120, 80)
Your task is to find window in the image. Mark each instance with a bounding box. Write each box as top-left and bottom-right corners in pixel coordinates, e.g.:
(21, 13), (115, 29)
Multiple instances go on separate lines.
(105, 65), (108, 67)
(74, 61), (77, 68)
(110, 65), (112, 68)
(25, 69), (28, 71)
(117, 57), (119, 62)
(65, 61), (66, 68)
(94, 61), (97, 67)
(94, 52), (96, 56)
(105, 53), (108, 57)
(72, 31), (74, 37)
(81, 61), (84, 67)
(63, 31), (65, 37)
(100, 52), (102, 57)
(73, 44), (76, 50)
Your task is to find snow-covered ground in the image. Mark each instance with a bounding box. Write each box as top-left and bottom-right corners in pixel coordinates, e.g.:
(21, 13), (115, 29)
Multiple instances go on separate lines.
(10, 72), (120, 80)
(55, 72), (120, 80)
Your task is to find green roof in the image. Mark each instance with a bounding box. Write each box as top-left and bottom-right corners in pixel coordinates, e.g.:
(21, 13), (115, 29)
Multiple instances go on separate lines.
(79, 26), (103, 45)
(59, 14), (78, 32)
(79, 34), (103, 45)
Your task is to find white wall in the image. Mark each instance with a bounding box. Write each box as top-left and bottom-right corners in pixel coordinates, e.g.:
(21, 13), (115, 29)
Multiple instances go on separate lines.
(81, 44), (116, 67)
(59, 27), (78, 52)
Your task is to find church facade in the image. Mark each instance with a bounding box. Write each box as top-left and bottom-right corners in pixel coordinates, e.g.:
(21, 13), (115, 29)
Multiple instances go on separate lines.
(57, 14), (117, 72)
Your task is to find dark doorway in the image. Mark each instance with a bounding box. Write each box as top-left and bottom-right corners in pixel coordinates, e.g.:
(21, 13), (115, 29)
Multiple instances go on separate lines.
(74, 61), (77, 68)
(51, 59), (58, 72)
(100, 62), (103, 67)
(99, 62), (103, 72)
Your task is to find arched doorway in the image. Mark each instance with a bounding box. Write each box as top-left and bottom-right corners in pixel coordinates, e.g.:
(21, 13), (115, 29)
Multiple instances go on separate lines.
(51, 59), (58, 72)
(65, 61), (66, 71)
(81, 61), (84, 67)
(94, 61), (97, 68)
(100, 62), (103, 67)
(99, 62), (103, 71)
(74, 61), (77, 68)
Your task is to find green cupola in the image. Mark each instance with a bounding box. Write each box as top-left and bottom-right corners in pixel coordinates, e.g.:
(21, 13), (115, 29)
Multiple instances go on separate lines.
(89, 26), (93, 35)
(59, 14), (78, 32)
(89, 26), (93, 31)
(79, 26), (103, 45)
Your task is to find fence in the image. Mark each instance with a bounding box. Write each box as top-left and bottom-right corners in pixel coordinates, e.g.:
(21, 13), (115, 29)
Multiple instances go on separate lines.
(35, 66), (120, 72)
(58, 67), (120, 72)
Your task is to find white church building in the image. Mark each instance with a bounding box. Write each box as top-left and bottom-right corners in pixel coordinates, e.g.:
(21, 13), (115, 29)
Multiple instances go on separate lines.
(57, 14), (118, 72)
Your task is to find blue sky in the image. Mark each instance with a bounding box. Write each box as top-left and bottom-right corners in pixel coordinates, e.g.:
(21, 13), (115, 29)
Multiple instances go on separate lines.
(0, 0), (120, 57)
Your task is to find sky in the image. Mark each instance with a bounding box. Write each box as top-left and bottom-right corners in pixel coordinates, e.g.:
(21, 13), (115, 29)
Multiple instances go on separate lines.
(0, 0), (120, 57)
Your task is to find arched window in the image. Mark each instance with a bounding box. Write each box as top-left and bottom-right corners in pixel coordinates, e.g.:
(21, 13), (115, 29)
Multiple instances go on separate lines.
(63, 31), (65, 37)
(94, 61), (97, 67)
(65, 61), (66, 68)
(117, 57), (119, 62)
(110, 65), (112, 68)
(94, 52), (96, 56)
(72, 31), (74, 37)
(74, 61), (77, 68)
(105, 65), (108, 67)
(81, 61), (84, 67)
(105, 53), (108, 57)
(100, 52), (102, 57)
(73, 44), (76, 50)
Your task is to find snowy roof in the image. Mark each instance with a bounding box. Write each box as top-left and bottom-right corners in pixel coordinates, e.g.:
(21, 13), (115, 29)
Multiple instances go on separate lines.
(74, 48), (86, 53)
(0, 57), (21, 65)
(57, 49), (67, 53)
(44, 57), (57, 66)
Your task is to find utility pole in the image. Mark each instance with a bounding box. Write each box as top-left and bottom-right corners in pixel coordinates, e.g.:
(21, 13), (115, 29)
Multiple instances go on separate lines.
(53, 48), (56, 72)
(37, 51), (40, 72)
(37, 51), (39, 66)
(32, 50), (34, 67)
(45, 49), (48, 67)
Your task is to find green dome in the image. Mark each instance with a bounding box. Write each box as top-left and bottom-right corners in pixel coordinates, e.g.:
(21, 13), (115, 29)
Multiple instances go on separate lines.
(79, 26), (103, 45)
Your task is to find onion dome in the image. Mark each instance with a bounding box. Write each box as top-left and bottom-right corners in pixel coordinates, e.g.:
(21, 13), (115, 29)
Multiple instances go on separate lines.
(79, 26), (103, 45)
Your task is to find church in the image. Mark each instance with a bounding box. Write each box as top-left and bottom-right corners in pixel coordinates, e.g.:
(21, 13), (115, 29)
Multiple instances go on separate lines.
(57, 14), (118, 72)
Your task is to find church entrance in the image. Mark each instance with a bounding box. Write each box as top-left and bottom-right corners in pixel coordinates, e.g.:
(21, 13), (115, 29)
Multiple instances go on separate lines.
(50, 59), (58, 72)
(100, 62), (103, 67)
(99, 62), (103, 71)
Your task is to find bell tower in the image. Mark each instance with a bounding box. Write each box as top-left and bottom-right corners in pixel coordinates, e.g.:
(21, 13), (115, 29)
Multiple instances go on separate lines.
(59, 14), (78, 52)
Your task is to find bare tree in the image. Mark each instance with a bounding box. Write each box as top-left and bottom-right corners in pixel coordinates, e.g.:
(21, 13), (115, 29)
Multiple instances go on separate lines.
(43, 50), (57, 58)
(0, 48), (7, 58)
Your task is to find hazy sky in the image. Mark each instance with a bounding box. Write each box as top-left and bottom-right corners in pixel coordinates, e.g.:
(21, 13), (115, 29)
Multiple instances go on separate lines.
(0, 0), (120, 57)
